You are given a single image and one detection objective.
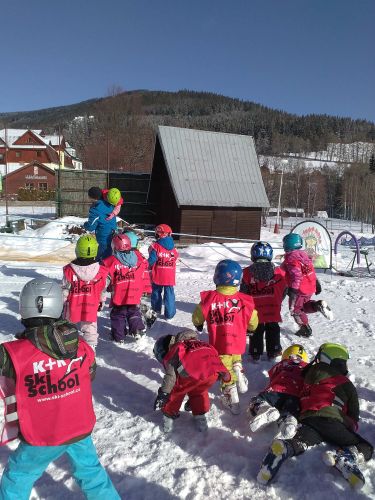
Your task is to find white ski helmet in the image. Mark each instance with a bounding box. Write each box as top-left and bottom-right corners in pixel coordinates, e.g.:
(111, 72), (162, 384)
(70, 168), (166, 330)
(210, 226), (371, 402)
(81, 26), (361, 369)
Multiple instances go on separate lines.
(19, 278), (63, 320)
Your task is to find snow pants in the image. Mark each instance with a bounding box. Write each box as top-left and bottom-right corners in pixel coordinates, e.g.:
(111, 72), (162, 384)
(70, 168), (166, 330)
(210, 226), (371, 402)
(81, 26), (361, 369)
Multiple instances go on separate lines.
(162, 374), (218, 417)
(151, 284), (176, 319)
(289, 294), (320, 326)
(249, 322), (281, 357)
(0, 436), (120, 500)
(258, 390), (300, 417)
(219, 354), (242, 389)
(110, 304), (145, 341)
(79, 321), (98, 349)
(288, 416), (374, 460)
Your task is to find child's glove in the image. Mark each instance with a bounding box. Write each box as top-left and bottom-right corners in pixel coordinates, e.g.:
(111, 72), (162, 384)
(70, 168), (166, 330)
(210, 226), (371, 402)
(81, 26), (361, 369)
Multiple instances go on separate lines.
(97, 302), (103, 312)
(315, 279), (322, 295)
(220, 371), (232, 383)
(288, 288), (298, 311)
(153, 388), (169, 410)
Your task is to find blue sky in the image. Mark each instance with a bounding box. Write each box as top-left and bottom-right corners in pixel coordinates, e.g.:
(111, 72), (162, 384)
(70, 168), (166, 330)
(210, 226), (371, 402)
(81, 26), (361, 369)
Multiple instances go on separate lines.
(1, 0), (374, 122)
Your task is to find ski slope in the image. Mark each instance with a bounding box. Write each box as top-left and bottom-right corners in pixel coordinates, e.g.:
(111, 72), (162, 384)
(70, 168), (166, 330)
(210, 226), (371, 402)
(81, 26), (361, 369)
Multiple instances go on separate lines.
(0, 222), (374, 499)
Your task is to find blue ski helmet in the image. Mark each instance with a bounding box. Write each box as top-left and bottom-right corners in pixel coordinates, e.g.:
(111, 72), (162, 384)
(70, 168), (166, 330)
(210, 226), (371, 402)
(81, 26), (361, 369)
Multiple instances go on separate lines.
(153, 335), (173, 363)
(283, 233), (303, 251)
(213, 259), (243, 286)
(123, 231), (138, 249)
(250, 241), (273, 262)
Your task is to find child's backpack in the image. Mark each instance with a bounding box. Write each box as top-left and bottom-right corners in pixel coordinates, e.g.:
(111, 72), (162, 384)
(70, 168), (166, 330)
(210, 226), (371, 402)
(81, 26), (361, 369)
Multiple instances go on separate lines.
(164, 339), (225, 381)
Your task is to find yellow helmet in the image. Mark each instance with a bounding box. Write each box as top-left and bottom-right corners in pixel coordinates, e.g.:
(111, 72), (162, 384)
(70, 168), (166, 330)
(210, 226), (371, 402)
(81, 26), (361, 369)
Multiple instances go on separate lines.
(282, 344), (308, 363)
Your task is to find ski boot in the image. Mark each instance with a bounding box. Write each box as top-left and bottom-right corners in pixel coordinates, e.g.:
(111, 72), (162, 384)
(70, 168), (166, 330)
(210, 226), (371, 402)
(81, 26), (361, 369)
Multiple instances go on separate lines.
(295, 324), (312, 338)
(249, 401), (280, 432)
(221, 383), (240, 415)
(140, 300), (158, 329)
(257, 439), (293, 485)
(184, 400), (192, 412)
(233, 362), (248, 393)
(323, 447), (365, 490)
(193, 414), (208, 432)
(132, 329), (147, 340)
(316, 300), (334, 321)
(162, 414), (174, 433)
(275, 414), (298, 440)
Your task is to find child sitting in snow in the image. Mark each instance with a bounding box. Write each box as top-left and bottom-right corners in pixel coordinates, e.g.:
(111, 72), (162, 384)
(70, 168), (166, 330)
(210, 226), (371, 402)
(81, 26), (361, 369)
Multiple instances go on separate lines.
(248, 344), (308, 439)
(102, 233), (147, 342)
(153, 329), (230, 433)
(62, 234), (108, 351)
(240, 241), (287, 361)
(257, 343), (373, 490)
(281, 233), (333, 338)
(192, 259), (258, 415)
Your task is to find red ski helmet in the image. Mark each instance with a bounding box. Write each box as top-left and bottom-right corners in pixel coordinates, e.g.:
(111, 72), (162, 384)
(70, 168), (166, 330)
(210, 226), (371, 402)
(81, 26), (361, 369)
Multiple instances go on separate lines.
(111, 233), (131, 252)
(155, 224), (172, 238)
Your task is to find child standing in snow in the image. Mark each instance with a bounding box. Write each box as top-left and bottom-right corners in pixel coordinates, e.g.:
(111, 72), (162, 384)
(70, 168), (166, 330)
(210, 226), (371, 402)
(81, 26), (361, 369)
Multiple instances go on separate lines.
(281, 233), (333, 338)
(102, 233), (147, 342)
(240, 241), (287, 361)
(248, 344), (308, 439)
(257, 343), (373, 489)
(148, 224), (179, 320)
(0, 278), (120, 499)
(153, 329), (230, 432)
(62, 234), (108, 351)
(192, 259), (258, 414)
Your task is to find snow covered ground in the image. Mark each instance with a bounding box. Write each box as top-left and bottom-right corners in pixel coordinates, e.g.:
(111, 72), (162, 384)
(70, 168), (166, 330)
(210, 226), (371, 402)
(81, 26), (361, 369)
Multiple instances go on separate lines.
(0, 220), (375, 499)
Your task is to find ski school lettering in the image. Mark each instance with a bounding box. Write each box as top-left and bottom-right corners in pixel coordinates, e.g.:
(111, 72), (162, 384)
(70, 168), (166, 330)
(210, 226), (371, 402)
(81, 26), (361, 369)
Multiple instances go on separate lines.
(36, 387), (81, 403)
(113, 268), (135, 281)
(24, 371), (80, 398)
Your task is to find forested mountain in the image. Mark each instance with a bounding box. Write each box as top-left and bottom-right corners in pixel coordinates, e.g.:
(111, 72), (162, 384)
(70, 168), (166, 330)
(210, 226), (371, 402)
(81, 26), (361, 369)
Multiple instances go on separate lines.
(1, 90), (374, 171)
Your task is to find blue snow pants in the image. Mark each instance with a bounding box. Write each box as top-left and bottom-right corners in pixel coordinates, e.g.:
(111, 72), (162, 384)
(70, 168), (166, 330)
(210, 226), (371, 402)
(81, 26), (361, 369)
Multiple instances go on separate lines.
(151, 284), (176, 319)
(0, 436), (120, 500)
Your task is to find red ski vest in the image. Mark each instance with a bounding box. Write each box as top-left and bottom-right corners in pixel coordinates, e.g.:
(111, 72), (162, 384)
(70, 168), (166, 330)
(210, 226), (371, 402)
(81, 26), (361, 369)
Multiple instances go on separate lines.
(150, 242), (178, 286)
(63, 265), (108, 323)
(266, 359), (307, 397)
(103, 255), (145, 305)
(3, 338), (96, 446)
(200, 290), (255, 355)
(242, 266), (286, 323)
(135, 250), (152, 294)
(300, 374), (349, 413)
(163, 339), (228, 382)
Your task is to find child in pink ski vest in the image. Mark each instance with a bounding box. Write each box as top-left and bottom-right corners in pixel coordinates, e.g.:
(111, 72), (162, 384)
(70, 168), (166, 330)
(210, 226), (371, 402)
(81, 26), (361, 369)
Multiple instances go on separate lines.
(148, 224), (179, 319)
(62, 235), (108, 351)
(102, 233), (147, 342)
(192, 259), (258, 415)
(248, 344), (309, 439)
(153, 329), (230, 433)
(281, 233), (333, 338)
(0, 278), (120, 499)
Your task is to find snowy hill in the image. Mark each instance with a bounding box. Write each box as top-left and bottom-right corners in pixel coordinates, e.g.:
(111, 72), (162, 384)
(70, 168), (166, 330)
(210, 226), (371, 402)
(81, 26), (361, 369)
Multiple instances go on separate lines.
(0, 224), (374, 499)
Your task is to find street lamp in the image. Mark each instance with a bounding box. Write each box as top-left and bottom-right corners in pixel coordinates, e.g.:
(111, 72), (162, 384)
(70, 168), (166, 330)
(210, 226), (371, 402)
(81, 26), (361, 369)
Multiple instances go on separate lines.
(274, 159), (288, 233)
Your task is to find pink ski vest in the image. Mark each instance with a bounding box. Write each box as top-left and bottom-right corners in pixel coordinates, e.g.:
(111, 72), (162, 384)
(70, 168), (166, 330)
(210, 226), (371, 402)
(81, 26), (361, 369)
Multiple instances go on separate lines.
(200, 290), (255, 355)
(242, 266), (286, 323)
(2, 338), (96, 446)
(135, 250), (152, 294)
(163, 339), (228, 382)
(63, 265), (108, 323)
(266, 359), (307, 397)
(300, 374), (349, 413)
(103, 255), (145, 305)
(150, 242), (178, 286)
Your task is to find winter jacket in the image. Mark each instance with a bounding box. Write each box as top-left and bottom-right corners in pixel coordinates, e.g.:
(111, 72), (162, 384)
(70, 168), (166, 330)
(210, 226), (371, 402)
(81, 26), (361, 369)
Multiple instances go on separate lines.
(281, 249), (316, 295)
(192, 285), (259, 333)
(241, 263), (287, 323)
(83, 199), (117, 259)
(148, 236), (179, 286)
(266, 358), (307, 397)
(300, 363), (359, 429)
(148, 236), (175, 266)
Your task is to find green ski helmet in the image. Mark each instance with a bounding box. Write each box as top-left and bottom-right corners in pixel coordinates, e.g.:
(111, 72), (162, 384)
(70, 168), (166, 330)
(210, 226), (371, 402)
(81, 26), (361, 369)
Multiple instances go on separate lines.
(318, 343), (349, 364)
(75, 235), (99, 259)
(107, 188), (121, 206)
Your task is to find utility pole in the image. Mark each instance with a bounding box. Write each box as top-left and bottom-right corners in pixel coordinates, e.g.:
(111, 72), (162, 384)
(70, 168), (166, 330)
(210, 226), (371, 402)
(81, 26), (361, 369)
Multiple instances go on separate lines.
(274, 159), (287, 233)
(4, 125), (9, 225)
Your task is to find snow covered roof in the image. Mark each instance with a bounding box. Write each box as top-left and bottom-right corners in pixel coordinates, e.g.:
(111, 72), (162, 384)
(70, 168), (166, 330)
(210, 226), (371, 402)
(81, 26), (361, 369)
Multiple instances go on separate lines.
(157, 125), (270, 208)
(0, 129), (59, 148)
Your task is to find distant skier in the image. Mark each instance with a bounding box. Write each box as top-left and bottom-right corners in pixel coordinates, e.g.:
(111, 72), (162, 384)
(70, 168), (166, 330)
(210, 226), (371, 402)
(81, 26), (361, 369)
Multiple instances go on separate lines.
(148, 224), (179, 320)
(192, 259), (258, 414)
(257, 343), (373, 490)
(248, 344), (309, 439)
(0, 278), (120, 499)
(281, 233), (333, 337)
(240, 241), (287, 361)
(153, 329), (230, 433)
(62, 234), (108, 351)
